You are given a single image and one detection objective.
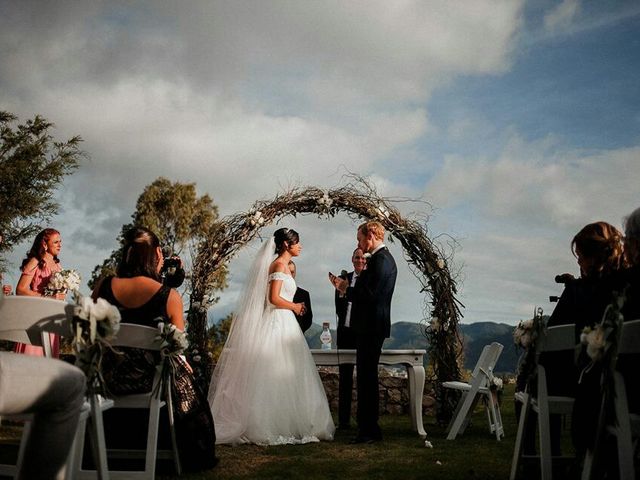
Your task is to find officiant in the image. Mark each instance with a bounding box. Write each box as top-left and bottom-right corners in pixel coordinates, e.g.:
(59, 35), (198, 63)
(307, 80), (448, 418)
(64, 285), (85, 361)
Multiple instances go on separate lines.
(334, 247), (366, 429)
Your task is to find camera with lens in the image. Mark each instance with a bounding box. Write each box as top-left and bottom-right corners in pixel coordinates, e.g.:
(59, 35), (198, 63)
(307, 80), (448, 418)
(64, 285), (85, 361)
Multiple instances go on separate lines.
(160, 248), (185, 288)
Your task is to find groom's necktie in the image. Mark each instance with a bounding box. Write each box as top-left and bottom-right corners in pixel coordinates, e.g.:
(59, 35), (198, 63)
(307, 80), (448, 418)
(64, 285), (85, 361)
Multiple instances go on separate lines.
(344, 273), (358, 328)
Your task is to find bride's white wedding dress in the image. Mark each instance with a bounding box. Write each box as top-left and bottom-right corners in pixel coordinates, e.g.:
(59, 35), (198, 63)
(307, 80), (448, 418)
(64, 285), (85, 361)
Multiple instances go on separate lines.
(208, 239), (335, 445)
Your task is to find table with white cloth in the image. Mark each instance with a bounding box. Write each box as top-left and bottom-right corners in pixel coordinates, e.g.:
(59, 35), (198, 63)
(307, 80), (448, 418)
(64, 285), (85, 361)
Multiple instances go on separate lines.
(311, 348), (427, 438)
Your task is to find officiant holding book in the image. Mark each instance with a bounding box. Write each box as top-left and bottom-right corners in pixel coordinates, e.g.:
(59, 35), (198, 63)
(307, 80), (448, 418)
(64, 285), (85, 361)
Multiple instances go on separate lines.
(334, 247), (367, 429)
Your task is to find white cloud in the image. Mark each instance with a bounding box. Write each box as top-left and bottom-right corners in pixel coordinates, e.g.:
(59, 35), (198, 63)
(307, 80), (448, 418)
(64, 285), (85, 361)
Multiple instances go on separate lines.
(426, 135), (639, 229)
(544, 0), (581, 33)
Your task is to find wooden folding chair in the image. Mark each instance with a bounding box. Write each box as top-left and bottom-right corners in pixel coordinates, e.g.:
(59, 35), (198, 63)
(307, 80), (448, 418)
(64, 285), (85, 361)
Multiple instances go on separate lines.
(582, 319), (640, 480)
(510, 324), (576, 480)
(443, 342), (505, 440)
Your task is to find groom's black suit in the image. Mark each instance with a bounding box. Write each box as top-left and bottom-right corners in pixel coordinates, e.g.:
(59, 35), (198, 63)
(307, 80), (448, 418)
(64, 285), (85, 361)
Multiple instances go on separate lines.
(347, 246), (397, 440)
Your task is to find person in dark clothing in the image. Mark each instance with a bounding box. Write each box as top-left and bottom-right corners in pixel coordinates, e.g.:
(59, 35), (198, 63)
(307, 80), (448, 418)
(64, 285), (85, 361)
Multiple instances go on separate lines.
(93, 226), (218, 472)
(331, 221), (397, 444)
(334, 247), (367, 429)
(546, 222), (625, 458)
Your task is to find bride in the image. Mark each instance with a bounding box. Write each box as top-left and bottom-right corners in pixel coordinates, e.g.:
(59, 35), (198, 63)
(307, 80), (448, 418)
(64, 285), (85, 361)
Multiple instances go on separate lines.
(208, 228), (335, 445)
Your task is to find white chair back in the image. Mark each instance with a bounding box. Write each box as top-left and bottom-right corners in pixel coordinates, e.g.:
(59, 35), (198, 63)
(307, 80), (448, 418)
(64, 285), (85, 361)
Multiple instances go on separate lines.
(618, 318), (640, 355)
(0, 296), (70, 356)
(110, 323), (162, 350)
(535, 324), (575, 355)
(510, 323), (577, 480)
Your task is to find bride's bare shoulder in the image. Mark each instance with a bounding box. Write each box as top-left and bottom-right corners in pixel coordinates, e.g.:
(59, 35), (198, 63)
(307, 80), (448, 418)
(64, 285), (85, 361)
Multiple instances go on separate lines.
(269, 260), (287, 274)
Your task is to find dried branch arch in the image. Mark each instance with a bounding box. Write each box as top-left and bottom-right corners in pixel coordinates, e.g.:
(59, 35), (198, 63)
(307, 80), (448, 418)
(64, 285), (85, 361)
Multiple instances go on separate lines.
(188, 178), (464, 421)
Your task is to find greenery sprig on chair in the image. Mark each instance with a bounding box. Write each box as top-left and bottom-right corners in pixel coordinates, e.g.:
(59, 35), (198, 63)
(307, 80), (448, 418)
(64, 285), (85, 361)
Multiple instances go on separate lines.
(514, 307), (545, 390)
(578, 287), (627, 386)
(154, 321), (189, 398)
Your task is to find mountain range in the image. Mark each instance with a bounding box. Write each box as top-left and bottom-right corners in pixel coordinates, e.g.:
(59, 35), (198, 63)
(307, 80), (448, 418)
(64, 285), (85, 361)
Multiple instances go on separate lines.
(304, 320), (523, 373)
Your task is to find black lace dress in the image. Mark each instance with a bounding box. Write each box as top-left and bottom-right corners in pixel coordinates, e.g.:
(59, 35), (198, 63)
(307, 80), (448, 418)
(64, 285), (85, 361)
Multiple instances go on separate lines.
(98, 276), (218, 472)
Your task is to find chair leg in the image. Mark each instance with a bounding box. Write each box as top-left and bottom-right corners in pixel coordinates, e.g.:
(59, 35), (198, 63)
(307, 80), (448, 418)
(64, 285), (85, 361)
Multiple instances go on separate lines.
(613, 374), (635, 480)
(538, 402), (553, 480)
(460, 395), (480, 435)
(15, 420), (31, 473)
(489, 393), (504, 440)
(143, 399), (162, 478)
(510, 392), (530, 480)
(89, 395), (109, 480)
(67, 413), (88, 480)
(447, 391), (477, 440)
(164, 387), (181, 476)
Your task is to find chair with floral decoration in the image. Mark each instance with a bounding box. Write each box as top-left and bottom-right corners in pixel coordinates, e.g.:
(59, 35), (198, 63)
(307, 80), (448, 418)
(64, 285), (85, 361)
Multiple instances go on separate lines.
(510, 323), (576, 480)
(581, 318), (640, 480)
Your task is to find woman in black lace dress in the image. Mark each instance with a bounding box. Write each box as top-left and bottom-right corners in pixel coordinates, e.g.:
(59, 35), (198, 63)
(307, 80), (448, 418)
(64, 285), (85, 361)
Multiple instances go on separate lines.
(92, 226), (217, 471)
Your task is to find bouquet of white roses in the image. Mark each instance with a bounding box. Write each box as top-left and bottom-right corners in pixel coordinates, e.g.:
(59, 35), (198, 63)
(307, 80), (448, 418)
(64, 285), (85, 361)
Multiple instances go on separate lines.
(156, 321), (189, 358)
(44, 269), (81, 296)
(513, 318), (536, 349)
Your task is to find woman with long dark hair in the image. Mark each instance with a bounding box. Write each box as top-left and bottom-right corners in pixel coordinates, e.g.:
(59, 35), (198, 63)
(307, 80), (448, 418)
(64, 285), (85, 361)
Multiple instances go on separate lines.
(209, 228), (335, 445)
(15, 228), (65, 356)
(93, 226), (218, 471)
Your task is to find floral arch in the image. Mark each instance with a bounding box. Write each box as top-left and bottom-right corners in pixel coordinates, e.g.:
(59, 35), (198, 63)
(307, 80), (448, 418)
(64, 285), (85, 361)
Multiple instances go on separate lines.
(187, 177), (464, 422)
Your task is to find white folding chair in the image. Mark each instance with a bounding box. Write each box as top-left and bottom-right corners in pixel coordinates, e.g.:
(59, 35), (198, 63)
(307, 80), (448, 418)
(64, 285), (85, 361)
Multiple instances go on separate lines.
(442, 342), (505, 440)
(0, 295), (113, 480)
(582, 319), (640, 480)
(510, 324), (576, 480)
(92, 323), (181, 480)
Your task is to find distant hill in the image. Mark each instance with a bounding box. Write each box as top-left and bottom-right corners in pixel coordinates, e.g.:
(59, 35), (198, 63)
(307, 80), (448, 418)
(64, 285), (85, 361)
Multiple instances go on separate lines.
(303, 320), (528, 373)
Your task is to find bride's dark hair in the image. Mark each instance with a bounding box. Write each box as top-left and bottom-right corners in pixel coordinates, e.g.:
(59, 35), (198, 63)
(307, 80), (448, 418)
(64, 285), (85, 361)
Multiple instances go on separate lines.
(273, 228), (299, 254)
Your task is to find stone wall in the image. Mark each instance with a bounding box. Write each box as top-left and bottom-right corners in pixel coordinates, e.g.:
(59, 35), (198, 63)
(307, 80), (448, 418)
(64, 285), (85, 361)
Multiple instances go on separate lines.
(318, 367), (436, 416)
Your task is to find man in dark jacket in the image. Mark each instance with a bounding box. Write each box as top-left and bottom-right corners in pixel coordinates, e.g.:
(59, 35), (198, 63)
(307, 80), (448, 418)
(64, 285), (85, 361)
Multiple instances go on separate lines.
(332, 221), (397, 443)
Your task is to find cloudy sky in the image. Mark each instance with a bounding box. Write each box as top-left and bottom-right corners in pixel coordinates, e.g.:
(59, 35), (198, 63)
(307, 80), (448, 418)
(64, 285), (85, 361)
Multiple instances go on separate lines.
(1, 0), (639, 329)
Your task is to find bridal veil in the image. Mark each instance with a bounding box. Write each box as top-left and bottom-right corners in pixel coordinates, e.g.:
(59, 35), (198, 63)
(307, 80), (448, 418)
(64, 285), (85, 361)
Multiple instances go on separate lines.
(207, 237), (275, 442)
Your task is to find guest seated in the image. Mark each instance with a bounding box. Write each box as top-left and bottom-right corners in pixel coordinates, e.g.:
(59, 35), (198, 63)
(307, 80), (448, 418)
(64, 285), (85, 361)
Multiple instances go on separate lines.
(517, 222), (625, 457)
(0, 328), (85, 480)
(92, 226), (218, 471)
(548, 221), (626, 331)
(619, 207), (640, 414)
(14, 228), (65, 357)
(553, 222), (626, 458)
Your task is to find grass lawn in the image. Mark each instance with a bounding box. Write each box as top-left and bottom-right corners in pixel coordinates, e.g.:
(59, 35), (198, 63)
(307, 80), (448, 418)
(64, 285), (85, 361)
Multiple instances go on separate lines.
(2, 384), (572, 479)
(160, 384), (522, 480)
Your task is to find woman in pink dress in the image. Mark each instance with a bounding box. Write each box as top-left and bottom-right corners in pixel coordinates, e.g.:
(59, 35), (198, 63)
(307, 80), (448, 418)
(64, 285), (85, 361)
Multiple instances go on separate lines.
(14, 228), (65, 356)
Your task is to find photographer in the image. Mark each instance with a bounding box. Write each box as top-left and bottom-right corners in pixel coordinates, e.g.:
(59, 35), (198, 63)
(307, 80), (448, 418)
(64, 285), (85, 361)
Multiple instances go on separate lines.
(160, 247), (186, 289)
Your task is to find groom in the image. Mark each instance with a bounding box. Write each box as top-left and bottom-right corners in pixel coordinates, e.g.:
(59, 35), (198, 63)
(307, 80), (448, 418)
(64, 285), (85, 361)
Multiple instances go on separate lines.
(332, 221), (397, 443)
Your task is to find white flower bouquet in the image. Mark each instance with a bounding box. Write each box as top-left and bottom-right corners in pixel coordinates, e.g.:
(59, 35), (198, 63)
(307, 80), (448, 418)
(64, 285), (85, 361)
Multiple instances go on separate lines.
(155, 321), (189, 397)
(513, 318), (535, 349)
(71, 293), (121, 394)
(44, 269), (81, 296)
(490, 376), (504, 391)
(156, 321), (189, 358)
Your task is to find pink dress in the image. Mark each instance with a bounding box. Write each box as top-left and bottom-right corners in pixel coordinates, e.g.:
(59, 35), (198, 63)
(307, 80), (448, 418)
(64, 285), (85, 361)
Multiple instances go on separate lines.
(14, 262), (62, 357)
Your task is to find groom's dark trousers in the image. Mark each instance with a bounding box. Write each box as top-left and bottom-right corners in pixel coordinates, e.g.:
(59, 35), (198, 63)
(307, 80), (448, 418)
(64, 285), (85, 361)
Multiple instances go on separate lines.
(347, 247), (397, 440)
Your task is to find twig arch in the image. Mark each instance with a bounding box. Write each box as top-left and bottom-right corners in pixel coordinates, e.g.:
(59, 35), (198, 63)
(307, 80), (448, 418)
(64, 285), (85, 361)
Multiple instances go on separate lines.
(188, 177), (464, 422)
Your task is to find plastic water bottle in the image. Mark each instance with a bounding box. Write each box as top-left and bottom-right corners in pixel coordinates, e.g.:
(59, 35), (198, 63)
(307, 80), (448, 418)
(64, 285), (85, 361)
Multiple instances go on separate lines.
(320, 322), (332, 350)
